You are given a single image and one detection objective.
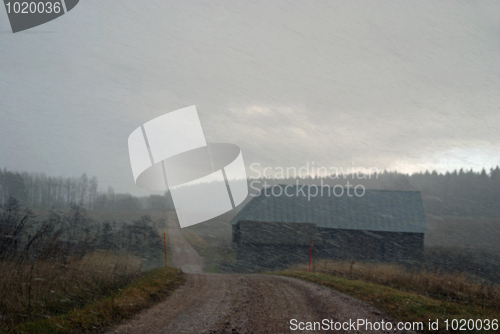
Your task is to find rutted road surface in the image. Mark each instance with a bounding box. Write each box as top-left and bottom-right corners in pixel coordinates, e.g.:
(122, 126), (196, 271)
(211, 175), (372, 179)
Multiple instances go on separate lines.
(108, 212), (412, 334)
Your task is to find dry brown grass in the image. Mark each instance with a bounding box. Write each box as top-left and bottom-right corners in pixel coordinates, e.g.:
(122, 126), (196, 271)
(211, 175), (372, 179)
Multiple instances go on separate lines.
(11, 267), (184, 334)
(278, 271), (499, 333)
(0, 251), (142, 330)
(290, 260), (500, 310)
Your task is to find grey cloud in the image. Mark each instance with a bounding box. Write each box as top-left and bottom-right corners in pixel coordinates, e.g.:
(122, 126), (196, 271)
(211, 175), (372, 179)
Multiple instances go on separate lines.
(1, 0), (499, 194)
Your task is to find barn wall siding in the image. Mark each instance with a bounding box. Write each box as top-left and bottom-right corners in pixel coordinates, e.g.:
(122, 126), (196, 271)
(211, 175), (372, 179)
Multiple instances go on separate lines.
(236, 244), (310, 269)
(238, 220), (318, 246)
(316, 228), (424, 263)
(233, 222), (424, 269)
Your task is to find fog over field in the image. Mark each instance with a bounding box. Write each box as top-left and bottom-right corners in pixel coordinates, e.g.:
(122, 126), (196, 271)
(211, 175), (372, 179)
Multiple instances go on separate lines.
(1, 1), (500, 195)
(2, 2), (500, 332)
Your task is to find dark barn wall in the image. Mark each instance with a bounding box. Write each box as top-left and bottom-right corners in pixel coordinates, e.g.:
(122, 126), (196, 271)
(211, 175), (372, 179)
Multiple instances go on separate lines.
(236, 220), (317, 245)
(233, 221), (425, 269)
(233, 221), (317, 269)
(317, 228), (424, 263)
(236, 243), (311, 269)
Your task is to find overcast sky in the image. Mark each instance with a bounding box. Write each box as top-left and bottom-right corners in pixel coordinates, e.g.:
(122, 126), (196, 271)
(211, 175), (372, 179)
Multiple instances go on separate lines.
(1, 0), (499, 195)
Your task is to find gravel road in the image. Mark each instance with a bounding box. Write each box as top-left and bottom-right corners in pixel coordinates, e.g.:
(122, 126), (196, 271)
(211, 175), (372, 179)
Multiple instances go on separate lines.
(107, 213), (413, 334)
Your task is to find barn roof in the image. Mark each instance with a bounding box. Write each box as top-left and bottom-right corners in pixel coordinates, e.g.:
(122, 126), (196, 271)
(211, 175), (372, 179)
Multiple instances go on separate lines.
(230, 185), (427, 233)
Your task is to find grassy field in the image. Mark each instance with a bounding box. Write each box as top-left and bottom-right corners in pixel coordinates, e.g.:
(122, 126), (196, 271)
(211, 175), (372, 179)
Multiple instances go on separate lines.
(278, 260), (500, 333)
(0, 251), (143, 330)
(4, 266), (184, 334)
(0, 205), (180, 333)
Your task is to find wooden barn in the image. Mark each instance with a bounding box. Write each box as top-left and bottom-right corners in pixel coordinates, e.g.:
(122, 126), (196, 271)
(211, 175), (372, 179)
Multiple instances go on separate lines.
(231, 185), (427, 269)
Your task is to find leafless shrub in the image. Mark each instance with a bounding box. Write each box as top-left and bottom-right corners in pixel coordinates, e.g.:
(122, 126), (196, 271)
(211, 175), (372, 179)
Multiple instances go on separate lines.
(0, 197), (163, 330)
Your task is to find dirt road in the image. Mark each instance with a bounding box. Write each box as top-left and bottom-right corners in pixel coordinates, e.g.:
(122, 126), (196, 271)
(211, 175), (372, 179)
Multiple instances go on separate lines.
(108, 213), (412, 334)
(164, 212), (204, 274)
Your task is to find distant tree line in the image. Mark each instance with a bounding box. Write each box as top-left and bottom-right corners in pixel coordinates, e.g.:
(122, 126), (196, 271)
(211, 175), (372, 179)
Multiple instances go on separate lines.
(251, 167), (500, 218)
(2, 166), (500, 217)
(0, 169), (174, 211)
(376, 168), (500, 217)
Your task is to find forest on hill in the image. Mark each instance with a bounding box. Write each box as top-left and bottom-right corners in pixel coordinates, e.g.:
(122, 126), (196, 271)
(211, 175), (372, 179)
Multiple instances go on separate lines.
(248, 167), (500, 218)
(0, 169), (173, 212)
(1, 167), (500, 218)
